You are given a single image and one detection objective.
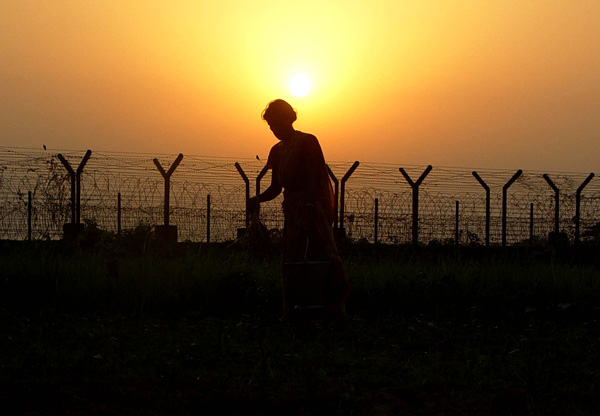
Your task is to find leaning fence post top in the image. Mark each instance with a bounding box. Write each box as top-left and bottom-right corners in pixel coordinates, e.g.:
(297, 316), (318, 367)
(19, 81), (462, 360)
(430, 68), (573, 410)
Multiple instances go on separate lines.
(57, 150), (93, 175)
(326, 164), (338, 184)
(472, 171), (490, 191)
(234, 162), (249, 183)
(153, 153), (183, 178)
(399, 165), (432, 187)
(257, 164), (269, 179)
(57, 153), (75, 175)
(168, 153), (183, 176)
(504, 169), (523, 190)
(342, 161), (360, 182)
(542, 173), (559, 192)
(416, 165), (433, 186)
(577, 173), (595, 193)
(76, 150), (92, 174)
(153, 158), (166, 176)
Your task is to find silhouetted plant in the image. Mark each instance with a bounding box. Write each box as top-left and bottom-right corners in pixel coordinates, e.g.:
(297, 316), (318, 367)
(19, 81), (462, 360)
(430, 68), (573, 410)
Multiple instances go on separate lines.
(582, 221), (600, 244)
(37, 157), (71, 233)
(466, 230), (482, 246)
(119, 221), (154, 255)
(76, 218), (114, 249)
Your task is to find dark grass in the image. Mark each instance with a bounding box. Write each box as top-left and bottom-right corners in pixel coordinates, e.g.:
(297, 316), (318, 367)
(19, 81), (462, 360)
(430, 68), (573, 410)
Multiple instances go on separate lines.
(1, 240), (600, 415)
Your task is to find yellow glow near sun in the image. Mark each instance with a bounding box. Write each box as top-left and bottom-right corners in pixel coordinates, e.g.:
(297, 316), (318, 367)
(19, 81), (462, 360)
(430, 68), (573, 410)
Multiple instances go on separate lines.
(289, 74), (312, 97)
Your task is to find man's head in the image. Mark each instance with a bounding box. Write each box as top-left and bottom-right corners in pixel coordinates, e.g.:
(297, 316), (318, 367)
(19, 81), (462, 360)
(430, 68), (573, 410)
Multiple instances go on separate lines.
(262, 99), (297, 124)
(262, 99), (297, 140)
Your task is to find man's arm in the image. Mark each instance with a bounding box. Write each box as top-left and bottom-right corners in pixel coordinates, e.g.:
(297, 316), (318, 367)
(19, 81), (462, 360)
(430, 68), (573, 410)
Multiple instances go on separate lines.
(257, 172), (282, 202)
(247, 148), (282, 213)
(247, 172), (281, 214)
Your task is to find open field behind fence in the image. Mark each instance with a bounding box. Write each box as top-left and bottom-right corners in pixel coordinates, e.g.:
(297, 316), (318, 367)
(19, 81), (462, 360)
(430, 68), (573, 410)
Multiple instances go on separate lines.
(1, 146), (599, 245)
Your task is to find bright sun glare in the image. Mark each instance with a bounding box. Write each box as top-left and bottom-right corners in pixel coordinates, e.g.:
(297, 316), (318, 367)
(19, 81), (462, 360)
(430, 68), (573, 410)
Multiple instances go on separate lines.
(289, 74), (311, 97)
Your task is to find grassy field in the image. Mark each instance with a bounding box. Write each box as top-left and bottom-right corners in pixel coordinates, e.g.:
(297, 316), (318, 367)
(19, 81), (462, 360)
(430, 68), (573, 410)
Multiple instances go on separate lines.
(1, 238), (600, 415)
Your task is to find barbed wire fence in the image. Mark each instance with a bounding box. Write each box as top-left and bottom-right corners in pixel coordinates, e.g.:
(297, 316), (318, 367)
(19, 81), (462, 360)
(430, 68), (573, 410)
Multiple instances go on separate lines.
(1, 146), (599, 245)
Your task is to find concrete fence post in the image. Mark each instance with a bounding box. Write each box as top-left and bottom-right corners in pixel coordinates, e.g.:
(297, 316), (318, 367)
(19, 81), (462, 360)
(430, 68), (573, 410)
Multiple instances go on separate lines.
(339, 161), (360, 239)
(502, 170), (523, 247)
(399, 165), (432, 245)
(326, 165), (339, 229)
(542, 174), (561, 235)
(57, 149), (92, 239)
(234, 162), (250, 233)
(472, 171), (491, 246)
(153, 153), (183, 242)
(575, 173), (595, 244)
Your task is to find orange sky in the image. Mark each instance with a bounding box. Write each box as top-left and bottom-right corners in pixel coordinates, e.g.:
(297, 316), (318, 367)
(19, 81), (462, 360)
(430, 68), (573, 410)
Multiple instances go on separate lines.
(1, 1), (599, 171)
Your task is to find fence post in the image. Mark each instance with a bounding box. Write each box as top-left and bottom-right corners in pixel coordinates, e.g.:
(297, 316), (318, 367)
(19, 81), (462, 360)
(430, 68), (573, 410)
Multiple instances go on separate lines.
(153, 153), (183, 242)
(374, 198), (379, 245)
(326, 165), (339, 229)
(530, 203), (534, 245)
(234, 162), (250, 231)
(574, 173), (595, 244)
(28, 191), (32, 241)
(58, 150), (92, 239)
(472, 171), (491, 246)
(399, 165), (432, 245)
(207, 194), (211, 243)
(542, 174), (560, 235)
(455, 200), (459, 245)
(256, 164), (269, 196)
(75, 150), (92, 224)
(339, 161), (360, 239)
(502, 170), (523, 247)
(254, 164), (270, 227)
(117, 192), (122, 235)
(57, 153), (76, 224)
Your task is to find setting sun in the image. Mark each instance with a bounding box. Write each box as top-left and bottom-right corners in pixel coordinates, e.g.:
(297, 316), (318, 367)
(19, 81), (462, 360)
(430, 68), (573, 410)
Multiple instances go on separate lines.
(289, 74), (311, 97)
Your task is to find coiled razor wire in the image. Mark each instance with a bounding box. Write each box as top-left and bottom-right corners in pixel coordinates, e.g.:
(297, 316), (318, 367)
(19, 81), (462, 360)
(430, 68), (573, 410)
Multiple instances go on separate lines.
(1, 147), (599, 244)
